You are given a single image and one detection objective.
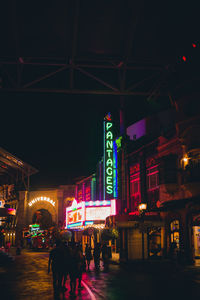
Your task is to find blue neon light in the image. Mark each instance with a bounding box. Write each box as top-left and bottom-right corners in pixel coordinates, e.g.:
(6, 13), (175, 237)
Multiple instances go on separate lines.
(85, 200), (111, 207)
(67, 222), (82, 228)
(85, 221), (94, 225)
(113, 140), (118, 198)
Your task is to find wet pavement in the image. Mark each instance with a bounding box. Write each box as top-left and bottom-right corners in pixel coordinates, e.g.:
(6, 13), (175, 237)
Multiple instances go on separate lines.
(1, 248), (200, 300)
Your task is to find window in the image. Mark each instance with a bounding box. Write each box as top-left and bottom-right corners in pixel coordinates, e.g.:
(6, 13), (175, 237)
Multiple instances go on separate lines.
(147, 165), (159, 190)
(130, 170), (141, 212)
(170, 220), (180, 249)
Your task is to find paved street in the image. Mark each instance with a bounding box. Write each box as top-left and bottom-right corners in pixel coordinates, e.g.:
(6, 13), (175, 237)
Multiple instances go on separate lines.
(1, 249), (200, 300)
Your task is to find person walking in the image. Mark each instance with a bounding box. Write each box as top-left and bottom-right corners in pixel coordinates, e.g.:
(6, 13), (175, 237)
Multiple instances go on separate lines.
(85, 244), (92, 271)
(5, 241), (11, 254)
(76, 243), (84, 290)
(102, 243), (109, 271)
(48, 240), (65, 297)
(60, 241), (71, 292)
(68, 242), (80, 295)
(93, 243), (101, 271)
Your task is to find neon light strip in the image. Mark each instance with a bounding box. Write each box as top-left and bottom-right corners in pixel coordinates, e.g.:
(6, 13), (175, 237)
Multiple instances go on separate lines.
(85, 221), (94, 225)
(103, 120), (106, 199)
(85, 200), (111, 207)
(113, 140), (118, 198)
(67, 222), (82, 228)
(111, 199), (116, 215)
(67, 207), (82, 213)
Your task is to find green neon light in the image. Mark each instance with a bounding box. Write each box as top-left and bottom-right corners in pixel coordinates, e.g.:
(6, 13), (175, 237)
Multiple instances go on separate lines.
(115, 136), (122, 149)
(104, 115), (114, 198)
(30, 224), (40, 228)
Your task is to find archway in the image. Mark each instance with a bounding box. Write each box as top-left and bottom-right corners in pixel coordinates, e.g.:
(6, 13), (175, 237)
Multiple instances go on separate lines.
(32, 209), (53, 229)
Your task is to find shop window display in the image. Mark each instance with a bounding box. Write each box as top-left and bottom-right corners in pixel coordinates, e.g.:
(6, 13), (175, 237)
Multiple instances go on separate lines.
(170, 220), (180, 249)
(148, 227), (161, 257)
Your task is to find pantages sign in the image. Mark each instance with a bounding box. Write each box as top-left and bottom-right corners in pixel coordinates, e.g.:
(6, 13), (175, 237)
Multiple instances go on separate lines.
(103, 113), (114, 199)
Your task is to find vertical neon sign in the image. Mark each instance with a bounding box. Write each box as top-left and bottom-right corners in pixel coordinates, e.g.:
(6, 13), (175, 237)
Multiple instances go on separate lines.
(103, 113), (113, 199)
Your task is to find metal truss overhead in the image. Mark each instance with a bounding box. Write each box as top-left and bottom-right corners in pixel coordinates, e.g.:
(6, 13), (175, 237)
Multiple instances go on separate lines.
(0, 57), (165, 96)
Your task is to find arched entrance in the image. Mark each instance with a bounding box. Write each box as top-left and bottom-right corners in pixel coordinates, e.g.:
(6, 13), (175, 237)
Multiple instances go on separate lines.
(32, 209), (54, 229)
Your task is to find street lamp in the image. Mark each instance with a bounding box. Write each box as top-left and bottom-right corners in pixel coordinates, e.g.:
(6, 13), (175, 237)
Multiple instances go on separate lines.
(138, 203), (147, 212)
(138, 203), (147, 260)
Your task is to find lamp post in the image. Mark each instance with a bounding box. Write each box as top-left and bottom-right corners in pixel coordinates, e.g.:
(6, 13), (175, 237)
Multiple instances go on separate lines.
(138, 203), (147, 260)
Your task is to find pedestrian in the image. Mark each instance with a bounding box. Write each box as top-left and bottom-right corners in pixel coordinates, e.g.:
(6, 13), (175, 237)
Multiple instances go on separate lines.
(102, 243), (109, 271)
(93, 243), (101, 270)
(68, 242), (79, 295)
(85, 244), (92, 271)
(76, 243), (84, 290)
(5, 241), (11, 254)
(60, 241), (71, 292)
(48, 239), (65, 296)
(169, 241), (177, 261)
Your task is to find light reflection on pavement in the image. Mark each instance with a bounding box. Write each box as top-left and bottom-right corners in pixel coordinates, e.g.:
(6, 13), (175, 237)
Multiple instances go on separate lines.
(2, 249), (200, 300)
(2, 249), (114, 300)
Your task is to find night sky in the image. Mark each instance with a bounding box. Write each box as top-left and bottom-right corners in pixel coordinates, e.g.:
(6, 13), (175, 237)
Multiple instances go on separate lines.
(1, 93), (161, 187)
(1, 0), (199, 187)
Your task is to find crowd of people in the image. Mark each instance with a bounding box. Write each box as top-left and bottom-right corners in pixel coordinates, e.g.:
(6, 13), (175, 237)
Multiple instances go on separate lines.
(48, 240), (110, 297)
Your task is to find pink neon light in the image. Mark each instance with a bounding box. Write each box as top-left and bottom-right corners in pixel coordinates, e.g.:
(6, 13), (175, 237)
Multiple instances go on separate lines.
(66, 199), (116, 227)
(111, 199), (116, 215)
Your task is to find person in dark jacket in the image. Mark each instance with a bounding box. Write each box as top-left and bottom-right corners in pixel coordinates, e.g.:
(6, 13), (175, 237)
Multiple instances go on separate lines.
(93, 243), (101, 270)
(61, 242), (71, 292)
(48, 240), (65, 295)
(68, 242), (84, 295)
(85, 244), (92, 271)
(102, 243), (109, 271)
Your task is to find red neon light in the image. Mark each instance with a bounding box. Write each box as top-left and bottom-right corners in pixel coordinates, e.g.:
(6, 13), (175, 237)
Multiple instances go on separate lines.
(129, 211), (139, 216)
(105, 113), (112, 121)
(192, 43), (196, 48)
(182, 56), (187, 61)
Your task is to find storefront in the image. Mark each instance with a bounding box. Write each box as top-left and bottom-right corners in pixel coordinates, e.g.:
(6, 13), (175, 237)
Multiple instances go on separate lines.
(0, 207), (16, 247)
(117, 212), (164, 261)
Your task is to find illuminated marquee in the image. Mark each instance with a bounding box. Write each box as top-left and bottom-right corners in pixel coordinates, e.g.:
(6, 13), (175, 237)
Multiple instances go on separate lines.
(28, 196), (55, 207)
(66, 199), (85, 227)
(104, 113), (113, 199)
(85, 206), (111, 221)
(66, 199), (116, 229)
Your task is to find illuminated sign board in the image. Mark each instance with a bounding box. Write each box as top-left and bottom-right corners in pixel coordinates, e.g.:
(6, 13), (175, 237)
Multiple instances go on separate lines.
(66, 199), (85, 227)
(28, 196), (55, 207)
(66, 199), (116, 229)
(68, 209), (84, 224)
(103, 113), (114, 199)
(0, 208), (16, 217)
(86, 206), (111, 221)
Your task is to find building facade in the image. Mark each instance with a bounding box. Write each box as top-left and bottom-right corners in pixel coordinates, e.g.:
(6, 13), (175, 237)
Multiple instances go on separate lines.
(116, 94), (200, 264)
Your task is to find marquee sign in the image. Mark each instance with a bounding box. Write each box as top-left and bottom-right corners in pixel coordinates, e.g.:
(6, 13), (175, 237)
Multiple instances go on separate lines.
(103, 113), (114, 199)
(66, 199), (116, 229)
(28, 196), (55, 207)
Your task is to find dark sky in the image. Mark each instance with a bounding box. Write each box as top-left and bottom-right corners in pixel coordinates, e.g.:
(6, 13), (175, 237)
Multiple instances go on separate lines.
(1, 92), (169, 188)
(1, 0), (199, 187)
